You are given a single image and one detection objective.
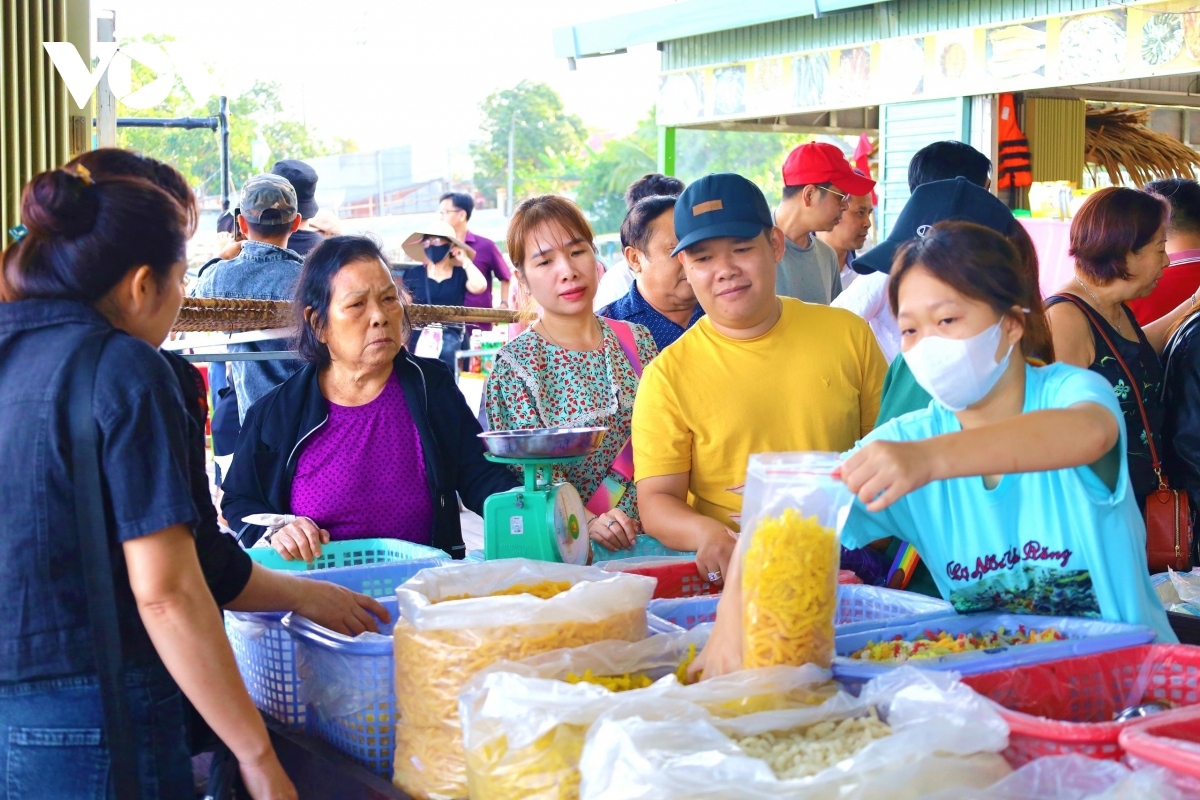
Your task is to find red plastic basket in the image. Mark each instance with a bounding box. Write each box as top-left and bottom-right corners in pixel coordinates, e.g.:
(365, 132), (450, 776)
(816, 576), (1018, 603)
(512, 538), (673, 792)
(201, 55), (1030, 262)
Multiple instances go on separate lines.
(1119, 704), (1200, 793)
(610, 561), (719, 599)
(961, 645), (1200, 766)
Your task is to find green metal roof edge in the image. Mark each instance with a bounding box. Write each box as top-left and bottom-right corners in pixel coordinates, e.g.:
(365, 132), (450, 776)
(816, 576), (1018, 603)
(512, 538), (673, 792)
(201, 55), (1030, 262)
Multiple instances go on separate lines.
(551, 0), (877, 59)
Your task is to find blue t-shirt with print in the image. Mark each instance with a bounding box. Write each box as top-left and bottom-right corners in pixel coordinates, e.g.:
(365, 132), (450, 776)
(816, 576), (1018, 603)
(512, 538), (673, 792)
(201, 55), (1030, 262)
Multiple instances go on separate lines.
(842, 362), (1176, 643)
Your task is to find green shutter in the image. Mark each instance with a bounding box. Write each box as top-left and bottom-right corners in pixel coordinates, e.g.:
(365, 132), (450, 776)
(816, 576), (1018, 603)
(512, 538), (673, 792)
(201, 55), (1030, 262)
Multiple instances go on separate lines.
(877, 97), (970, 237)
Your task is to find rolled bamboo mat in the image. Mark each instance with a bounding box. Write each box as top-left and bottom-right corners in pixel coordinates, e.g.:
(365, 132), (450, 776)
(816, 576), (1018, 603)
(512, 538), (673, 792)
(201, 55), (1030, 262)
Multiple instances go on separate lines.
(172, 297), (532, 333)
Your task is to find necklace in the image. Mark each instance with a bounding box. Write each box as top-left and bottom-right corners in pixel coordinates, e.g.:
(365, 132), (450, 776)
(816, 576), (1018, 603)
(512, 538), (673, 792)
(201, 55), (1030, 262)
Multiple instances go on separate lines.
(1075, 277), (1123, 334)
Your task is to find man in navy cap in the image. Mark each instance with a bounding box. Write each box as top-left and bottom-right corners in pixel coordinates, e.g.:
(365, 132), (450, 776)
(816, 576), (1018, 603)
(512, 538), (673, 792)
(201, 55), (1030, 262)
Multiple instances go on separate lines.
(632, 173), (888, 586)
(272, 159), (324, 256)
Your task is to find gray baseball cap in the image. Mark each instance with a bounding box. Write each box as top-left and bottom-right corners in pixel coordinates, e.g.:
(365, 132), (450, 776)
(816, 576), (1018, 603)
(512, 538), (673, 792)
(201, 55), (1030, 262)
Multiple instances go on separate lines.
(238, 174), (298, 225)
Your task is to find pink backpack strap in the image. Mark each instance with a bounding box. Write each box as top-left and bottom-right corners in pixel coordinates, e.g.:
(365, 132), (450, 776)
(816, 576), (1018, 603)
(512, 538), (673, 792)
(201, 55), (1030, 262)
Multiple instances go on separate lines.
(604, 318), (643, 378)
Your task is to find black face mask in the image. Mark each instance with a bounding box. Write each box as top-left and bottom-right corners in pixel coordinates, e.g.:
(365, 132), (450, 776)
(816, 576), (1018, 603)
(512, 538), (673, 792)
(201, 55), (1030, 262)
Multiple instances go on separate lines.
(424, 243), (451, 264)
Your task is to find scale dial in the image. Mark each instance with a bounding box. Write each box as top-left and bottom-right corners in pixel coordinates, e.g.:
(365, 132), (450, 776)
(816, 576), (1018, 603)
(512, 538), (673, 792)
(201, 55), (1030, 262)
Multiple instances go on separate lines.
(549, 482), (589, 565)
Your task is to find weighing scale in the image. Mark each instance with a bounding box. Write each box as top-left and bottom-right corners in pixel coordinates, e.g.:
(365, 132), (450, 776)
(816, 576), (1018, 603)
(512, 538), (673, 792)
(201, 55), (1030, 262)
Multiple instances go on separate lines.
(479, 428), (606, 565)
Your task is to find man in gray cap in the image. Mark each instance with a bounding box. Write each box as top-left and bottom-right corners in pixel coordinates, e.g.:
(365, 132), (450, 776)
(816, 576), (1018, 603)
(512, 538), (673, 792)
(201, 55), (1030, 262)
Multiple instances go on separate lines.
(192, 174), (306, 423)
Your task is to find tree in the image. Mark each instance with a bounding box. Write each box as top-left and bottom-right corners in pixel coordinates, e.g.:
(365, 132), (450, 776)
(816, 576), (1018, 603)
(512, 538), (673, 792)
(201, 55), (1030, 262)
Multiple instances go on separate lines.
(676, 128), (811, 205)
(117, 35), (354, 199)
(470, 81), (588, 204)
(576, 112), (657, 234)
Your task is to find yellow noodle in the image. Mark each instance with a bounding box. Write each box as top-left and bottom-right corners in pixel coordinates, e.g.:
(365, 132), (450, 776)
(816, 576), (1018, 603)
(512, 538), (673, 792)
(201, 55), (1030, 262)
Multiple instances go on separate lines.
(392, 607), (646, 799)
(440, 581), (573, 603)
(742, 509), (839, 670)
(465, 643), (698, 800)
(465, 724), (588, 800)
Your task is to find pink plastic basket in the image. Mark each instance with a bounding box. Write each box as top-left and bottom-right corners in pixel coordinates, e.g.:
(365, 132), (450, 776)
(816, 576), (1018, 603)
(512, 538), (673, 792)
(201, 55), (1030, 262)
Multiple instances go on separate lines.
(961, 645), (1200, 766)
(1119, 704), (1200, 793)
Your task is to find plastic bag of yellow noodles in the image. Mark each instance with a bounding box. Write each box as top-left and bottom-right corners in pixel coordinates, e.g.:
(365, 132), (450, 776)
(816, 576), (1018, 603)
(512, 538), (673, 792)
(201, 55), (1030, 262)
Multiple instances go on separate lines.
(578, 667), (1013, 800)
(391, 558), (654, 800)
(459, 626), (712, 800)
(740, 453), (849, 671)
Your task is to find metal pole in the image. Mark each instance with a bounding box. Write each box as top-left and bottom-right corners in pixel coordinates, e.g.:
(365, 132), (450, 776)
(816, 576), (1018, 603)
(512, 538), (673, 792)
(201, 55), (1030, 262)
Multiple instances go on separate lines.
(219, 96), (231, 212)
(95, 13), (117, 148)
(506, 116), (515, 216)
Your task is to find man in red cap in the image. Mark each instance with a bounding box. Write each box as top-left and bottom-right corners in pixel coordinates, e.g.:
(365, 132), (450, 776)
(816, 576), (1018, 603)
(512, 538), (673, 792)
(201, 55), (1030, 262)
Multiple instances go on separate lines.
(774, 142), (876, 304)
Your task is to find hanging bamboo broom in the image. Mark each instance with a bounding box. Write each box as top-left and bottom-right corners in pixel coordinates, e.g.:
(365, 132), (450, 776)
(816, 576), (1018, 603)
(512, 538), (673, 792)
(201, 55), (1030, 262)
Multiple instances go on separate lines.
(1085, 105), (1200, 187)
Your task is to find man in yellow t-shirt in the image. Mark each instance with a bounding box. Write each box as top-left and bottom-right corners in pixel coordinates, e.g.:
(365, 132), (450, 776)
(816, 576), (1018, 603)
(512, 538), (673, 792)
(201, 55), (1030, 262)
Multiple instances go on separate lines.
(634, 172), (887, 584)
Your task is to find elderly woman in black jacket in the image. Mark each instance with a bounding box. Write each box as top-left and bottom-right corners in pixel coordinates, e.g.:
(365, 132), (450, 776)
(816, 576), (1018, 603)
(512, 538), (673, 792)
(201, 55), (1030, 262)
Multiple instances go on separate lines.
(222, 236), (517, 560)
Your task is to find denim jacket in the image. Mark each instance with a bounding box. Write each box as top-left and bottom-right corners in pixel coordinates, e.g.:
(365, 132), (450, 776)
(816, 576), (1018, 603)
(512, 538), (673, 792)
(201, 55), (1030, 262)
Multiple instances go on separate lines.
(190, 241), (305, 423)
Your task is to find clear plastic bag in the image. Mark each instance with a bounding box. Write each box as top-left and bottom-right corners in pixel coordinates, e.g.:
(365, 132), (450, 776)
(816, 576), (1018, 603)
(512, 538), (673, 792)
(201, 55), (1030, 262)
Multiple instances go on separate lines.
(391, 559), (655, 800)
(459, 628), (712, 800)
(578, 667), (1012, 800)
(740, 453), (850, 670)
(922, 754), (1184, 799)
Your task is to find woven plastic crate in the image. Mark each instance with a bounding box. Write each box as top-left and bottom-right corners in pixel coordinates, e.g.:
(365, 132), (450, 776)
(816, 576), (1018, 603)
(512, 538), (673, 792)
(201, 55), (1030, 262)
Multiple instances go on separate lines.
(833, 613), (1157, 695)
(960, 645), (1200, 766)
(601, 557), (716, 599)
(246, 538), (445, 571)
(591, 538), (695, 563)
(1120, 704), (1200, 793)
(647, 584), (953, 633)
(225, 554), (445, 727)
(283, 597), (400, 776)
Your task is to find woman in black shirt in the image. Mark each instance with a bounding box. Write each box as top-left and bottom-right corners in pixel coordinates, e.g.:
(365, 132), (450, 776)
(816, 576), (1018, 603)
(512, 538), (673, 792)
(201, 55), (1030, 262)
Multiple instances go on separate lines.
(1047, 187), (1200, 506)
(0, 163), (299, 798)
(401, 221), (488, 373)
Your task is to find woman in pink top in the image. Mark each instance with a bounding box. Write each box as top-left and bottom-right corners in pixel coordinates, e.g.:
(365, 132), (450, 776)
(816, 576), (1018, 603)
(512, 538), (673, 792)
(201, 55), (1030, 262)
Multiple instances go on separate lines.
(221, 237), (518, 561)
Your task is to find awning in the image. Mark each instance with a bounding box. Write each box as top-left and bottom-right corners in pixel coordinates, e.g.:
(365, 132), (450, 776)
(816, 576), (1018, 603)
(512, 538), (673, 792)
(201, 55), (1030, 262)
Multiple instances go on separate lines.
(551, 0), (879, 60)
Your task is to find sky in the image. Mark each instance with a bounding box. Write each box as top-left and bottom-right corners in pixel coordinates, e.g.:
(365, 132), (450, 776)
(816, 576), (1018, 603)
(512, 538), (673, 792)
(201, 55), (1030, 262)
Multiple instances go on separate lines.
(92, 0), (668, 172)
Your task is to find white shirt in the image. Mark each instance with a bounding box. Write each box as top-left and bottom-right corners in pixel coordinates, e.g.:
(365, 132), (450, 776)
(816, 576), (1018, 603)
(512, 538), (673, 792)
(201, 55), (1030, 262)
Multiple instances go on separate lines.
(840, 264), (858, 292)
(830, 270), (901, 363)
(594, 258), (636, 311)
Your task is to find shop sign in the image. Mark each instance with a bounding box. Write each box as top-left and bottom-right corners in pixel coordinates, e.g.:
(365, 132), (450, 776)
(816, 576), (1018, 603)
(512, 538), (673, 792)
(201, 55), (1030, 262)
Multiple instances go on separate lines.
(658, 0), (1200, 125)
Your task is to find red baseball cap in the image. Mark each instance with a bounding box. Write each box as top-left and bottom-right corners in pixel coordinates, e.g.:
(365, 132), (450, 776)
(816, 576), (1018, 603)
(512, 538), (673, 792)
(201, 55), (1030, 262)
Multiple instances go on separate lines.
(783, 142), (877, 196)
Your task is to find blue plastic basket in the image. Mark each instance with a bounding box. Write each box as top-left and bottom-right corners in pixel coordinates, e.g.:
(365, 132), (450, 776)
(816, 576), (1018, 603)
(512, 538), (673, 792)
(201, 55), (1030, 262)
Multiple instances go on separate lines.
(283, 597), (400, 777)
(590, 537), (695, 562)
(833, 612), (1157, 695)
(225, 556), (445, 727)
(245, 538), (444, 571)
(647, 584), (954, 634)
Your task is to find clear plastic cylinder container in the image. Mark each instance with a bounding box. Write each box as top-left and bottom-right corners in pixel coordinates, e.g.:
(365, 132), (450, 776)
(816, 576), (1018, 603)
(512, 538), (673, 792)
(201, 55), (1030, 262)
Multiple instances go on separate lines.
(740, 452), (851, 670)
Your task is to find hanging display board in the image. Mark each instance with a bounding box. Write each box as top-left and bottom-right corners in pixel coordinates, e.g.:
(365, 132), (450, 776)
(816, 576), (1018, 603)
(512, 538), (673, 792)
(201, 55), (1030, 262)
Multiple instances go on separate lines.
(658, 1), (1200, 126)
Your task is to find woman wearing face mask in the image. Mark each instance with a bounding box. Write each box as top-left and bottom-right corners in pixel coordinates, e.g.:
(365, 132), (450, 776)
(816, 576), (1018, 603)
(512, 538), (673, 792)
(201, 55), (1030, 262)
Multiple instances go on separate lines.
(691, 221), (1175, 680)
(401, 221), (488, 374)
(484, 195), (671, 560)
(1046, 187), (1199, 508)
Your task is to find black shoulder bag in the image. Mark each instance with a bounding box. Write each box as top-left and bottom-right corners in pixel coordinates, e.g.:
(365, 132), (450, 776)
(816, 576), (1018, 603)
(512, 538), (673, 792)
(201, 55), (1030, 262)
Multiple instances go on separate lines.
(68, 330), (142, 799)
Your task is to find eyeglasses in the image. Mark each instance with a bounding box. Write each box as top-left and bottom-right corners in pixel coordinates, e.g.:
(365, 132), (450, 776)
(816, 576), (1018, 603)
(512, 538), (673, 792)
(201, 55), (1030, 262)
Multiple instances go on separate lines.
(820, 186), (849, 202)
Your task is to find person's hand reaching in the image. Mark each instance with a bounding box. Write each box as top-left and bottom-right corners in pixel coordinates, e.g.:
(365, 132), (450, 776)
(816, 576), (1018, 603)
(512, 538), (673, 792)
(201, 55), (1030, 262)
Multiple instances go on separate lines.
(293, 581), (390, 635)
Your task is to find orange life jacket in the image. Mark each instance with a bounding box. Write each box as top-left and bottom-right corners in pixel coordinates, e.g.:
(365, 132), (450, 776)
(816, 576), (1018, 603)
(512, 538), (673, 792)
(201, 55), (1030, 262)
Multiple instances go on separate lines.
(997, 93), (1032, 190)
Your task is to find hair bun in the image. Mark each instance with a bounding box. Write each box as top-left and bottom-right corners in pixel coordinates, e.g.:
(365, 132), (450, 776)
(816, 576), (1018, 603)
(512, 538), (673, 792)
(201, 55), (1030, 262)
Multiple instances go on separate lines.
(20, 168), (100, 241)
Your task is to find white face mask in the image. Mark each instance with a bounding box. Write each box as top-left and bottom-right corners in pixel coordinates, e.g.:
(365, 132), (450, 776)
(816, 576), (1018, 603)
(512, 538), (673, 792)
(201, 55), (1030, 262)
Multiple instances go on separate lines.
(904, 322), (1013, 412)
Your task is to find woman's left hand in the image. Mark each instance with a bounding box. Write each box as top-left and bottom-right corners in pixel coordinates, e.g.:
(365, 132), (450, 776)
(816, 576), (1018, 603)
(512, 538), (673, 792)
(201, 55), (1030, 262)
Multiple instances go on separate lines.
(840, 440), (938, 512)
(588, 508), (639, 552)
(450, 244), (477, 263)
(292, 581), (391, 636)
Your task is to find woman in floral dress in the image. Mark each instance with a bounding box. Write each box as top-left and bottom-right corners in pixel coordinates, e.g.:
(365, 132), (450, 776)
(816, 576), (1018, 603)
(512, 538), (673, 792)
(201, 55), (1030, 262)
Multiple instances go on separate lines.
(485, 195), (679, 561)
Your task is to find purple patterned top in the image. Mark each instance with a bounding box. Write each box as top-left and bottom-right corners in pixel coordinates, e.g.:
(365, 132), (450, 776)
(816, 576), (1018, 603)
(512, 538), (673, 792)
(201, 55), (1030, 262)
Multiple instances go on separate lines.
(290, 372), (433, 544)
